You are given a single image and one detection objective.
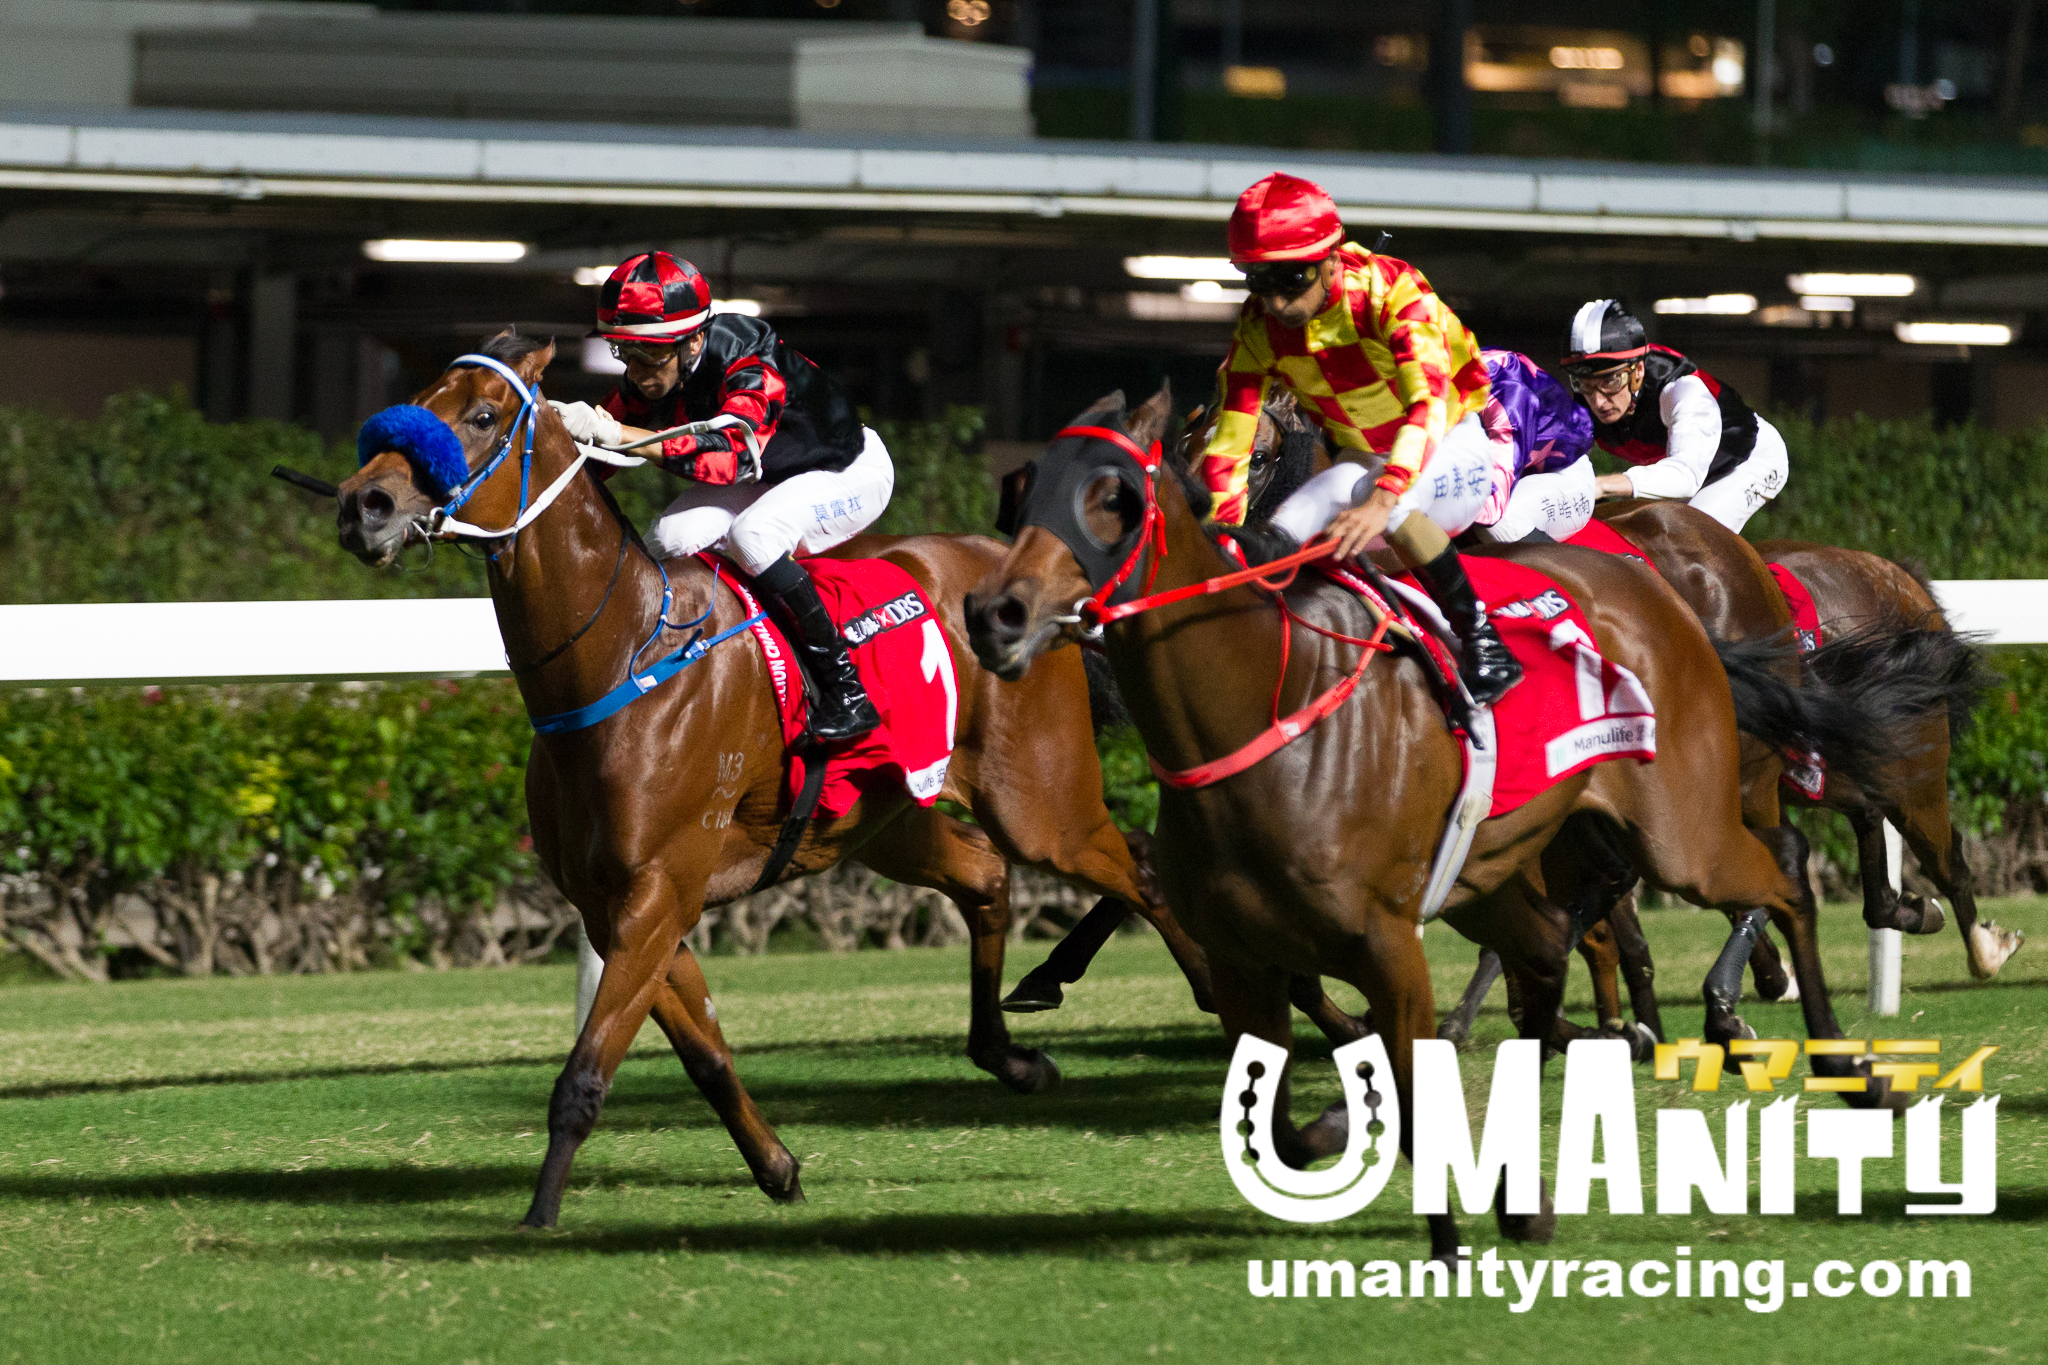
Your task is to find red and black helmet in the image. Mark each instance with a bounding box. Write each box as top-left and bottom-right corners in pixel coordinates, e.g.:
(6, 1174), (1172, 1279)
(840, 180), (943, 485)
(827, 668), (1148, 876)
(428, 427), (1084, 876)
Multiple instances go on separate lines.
(1562, 299), (1649, 372)
(593, 252), (712, 342)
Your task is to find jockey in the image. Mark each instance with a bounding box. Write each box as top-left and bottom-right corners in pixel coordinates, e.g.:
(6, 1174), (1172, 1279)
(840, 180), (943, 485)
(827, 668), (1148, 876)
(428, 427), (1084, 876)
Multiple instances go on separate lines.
(1470, 348), (1597, 544)
(1199, 171), (1521, 704)
(1561, 299), (1787, 533)
(550, 252), (890, 743)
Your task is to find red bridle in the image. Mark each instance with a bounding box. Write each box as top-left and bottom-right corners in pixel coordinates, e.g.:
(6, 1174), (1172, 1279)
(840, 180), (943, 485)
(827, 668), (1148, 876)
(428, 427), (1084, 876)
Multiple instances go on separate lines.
(1049, 424), (1397, 788)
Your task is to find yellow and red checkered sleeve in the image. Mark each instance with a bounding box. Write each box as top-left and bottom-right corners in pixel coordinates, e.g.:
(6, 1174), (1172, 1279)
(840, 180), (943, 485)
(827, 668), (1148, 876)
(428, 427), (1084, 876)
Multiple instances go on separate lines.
(1371, 265), (1461, 496)
(1198, 323), (1275, 527)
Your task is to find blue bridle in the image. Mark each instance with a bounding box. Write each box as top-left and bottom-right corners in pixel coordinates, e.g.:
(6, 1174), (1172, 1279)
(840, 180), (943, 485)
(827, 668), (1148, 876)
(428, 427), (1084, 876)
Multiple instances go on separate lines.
(356, 353), (762, 735)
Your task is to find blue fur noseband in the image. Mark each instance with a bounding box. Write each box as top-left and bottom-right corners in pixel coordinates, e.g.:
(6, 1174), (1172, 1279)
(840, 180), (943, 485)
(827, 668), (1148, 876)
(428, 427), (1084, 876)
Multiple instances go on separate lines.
(357, 404), (469, 497)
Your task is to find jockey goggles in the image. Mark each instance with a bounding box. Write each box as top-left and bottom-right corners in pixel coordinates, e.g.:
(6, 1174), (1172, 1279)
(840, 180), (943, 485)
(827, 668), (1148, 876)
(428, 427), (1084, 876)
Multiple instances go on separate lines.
(1241, 258), (1324, 298)
(1565, 363), (1639, 398)
(609, 339), (681, 365)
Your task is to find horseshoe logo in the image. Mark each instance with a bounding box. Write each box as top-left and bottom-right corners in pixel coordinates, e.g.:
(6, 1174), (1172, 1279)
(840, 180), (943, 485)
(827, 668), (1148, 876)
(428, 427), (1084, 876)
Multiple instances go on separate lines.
(1221, 1033), (1400, 1223)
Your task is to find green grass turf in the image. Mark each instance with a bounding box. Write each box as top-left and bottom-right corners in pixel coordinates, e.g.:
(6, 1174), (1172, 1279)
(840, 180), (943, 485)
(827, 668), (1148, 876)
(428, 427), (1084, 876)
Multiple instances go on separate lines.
(1, 899), (2043, 1365)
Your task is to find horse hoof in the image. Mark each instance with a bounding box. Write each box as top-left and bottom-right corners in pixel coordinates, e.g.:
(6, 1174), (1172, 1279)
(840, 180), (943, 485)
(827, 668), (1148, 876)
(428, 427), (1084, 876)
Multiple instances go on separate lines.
(1001, 976), (1065, 1013)
(1437, 1019), (1472, 1048)
(1773, 974), (1801, 1004)
(769, 1176), (807, 1205)
(982, 1047), (1060, 1094)
(1607, 1021), (1658, 1064)
(1905, 894), (1946, 937)
(1967, 922), (2025, 980)
(1495, 1176), (1557, 1244)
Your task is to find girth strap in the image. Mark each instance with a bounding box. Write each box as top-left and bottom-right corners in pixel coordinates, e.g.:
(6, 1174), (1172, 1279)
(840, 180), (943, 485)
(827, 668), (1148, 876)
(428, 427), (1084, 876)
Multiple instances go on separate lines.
(749, 749), (830, 894)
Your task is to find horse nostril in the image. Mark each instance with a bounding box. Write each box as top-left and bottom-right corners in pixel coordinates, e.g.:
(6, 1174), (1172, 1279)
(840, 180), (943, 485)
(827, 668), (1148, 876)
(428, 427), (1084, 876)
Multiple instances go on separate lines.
(992, 596), (1028, 635)
(359, 486), (395, 528)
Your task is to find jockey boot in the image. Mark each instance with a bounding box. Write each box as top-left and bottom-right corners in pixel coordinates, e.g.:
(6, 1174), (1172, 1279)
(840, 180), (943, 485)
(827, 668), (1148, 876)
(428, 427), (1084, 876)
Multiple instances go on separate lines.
(1412, 543), (1523, 705)
(1215, 519), (1301, 568)
(753, 554), (881, 745)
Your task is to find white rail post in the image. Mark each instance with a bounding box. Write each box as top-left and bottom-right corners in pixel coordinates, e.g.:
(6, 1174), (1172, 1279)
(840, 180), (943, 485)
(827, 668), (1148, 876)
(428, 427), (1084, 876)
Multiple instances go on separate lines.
(574, 921), (603, 1035)
(1868, 822), (1905, 1016)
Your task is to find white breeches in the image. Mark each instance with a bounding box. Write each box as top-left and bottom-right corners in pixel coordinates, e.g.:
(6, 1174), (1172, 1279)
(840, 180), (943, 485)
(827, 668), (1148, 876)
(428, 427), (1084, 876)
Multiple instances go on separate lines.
(646, 426), (894, 573)
(1485, 454), (1598, 543)
(1685, 417), (1788, 534)
(1270, 410), (1495, 550)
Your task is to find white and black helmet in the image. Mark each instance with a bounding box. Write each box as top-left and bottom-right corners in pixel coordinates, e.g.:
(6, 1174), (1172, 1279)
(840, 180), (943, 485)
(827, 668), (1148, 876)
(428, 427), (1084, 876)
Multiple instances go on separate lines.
(1562, 299), (1649, 373)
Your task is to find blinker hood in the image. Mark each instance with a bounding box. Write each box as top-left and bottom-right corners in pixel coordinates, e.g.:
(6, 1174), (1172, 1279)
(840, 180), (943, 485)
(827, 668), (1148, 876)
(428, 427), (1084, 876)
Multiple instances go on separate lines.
(1005, 429), (1156, 608)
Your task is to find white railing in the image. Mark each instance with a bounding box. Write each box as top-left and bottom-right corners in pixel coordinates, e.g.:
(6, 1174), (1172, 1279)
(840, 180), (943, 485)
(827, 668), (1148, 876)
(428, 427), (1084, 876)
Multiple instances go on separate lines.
(5, 583), (2042, 1020)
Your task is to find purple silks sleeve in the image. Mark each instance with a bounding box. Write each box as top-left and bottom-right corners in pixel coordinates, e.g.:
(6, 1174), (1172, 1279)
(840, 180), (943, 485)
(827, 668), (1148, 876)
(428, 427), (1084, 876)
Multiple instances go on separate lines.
(1482, 349), (1594, 477)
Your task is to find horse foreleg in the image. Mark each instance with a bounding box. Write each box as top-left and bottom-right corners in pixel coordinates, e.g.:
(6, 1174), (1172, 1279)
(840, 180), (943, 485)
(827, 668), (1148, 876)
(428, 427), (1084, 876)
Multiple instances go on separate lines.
(1287, 974), (1371, 1045)
(522, 874), (683, 1230)
(1437, 948), (1502, 1047)
(1348, 909), (1475, 1259)
(1208, 952), (1348, 1168)
(649, 947), (801, 1203)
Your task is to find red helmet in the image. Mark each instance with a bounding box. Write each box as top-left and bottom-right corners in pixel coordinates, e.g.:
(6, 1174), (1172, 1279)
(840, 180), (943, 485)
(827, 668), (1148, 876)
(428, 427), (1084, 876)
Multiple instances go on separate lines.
(593, 251), (712, 342)
(1227, 172), (1344, 263)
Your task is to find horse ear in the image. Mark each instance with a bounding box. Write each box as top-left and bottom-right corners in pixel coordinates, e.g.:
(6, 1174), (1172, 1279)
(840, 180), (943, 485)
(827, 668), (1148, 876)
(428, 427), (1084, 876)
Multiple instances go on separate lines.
(516, 338), (556, 387)
(1074, 389), (1127, 426)
(995, 460), (1036, 538)
(1128, 379), (1175, 451)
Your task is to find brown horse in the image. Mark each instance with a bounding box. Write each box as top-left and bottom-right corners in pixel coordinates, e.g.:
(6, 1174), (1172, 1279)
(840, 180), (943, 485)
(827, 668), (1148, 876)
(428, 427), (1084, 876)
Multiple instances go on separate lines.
(335, 334), (1232, 1226)
(1439, 502), (2001, 1060)
(965, 384), (1812, 1256)
(1755, 540), (2019, 977)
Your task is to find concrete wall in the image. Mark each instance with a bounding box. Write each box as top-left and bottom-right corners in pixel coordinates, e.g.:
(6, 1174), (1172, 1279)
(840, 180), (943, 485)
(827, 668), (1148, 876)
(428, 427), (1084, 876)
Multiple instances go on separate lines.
(0, 330), (196, 418)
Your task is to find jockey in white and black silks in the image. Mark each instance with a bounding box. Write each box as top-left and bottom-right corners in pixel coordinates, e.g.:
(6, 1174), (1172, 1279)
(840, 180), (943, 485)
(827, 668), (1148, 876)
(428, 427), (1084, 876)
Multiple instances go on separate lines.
(549, 251), (892, 743)
(1561, 299), (1787, 534)
(1470, 348), (1598, 544)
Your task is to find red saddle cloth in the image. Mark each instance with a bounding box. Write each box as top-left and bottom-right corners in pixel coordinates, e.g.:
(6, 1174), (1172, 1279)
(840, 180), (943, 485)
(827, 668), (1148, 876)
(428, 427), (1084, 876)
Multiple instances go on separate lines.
(718, 555), (957, 819)
(1390, 558), (1657, 817)
(1563, 517), (1651, 565)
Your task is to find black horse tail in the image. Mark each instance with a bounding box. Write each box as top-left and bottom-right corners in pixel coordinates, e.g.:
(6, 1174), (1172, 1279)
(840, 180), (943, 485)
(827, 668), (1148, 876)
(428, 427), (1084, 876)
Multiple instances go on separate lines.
(1710, 634), (1894, 794)
(1802, 607), (1994, 747)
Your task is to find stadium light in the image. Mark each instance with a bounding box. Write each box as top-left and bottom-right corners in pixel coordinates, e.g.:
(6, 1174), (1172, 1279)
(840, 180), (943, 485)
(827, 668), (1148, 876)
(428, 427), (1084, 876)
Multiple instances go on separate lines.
(573, 265), (613, 286)
(1652, 294), (1757, 315)
(1181, 280), (1249, 304)
(362, 239), (529, 263)
(1125, 255), (1243, 281)
(1894, 321), (2015, 346)
(1798, 295), (1856, 312)
(713, 298), (764, 316)
(1786, 272), (1916, 297)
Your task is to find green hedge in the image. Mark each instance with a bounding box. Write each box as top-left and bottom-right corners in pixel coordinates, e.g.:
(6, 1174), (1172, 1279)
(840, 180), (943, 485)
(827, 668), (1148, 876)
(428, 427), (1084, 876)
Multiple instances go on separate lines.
(1, 392), (996, 605)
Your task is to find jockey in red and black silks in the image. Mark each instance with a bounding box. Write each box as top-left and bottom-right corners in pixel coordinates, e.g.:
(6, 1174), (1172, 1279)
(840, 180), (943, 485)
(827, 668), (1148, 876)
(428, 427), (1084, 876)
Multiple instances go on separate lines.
(1561, 299), (1788, 534)
(549, 251), (893, 743)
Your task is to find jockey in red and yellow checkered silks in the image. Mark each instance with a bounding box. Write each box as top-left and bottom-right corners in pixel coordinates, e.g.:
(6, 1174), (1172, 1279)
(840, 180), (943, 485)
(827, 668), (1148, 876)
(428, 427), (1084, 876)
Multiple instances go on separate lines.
(1199, 243), (1490, 527)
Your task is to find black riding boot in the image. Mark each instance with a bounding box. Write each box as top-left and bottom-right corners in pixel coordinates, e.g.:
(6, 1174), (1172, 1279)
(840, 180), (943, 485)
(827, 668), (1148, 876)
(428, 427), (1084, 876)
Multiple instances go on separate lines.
(1412, 544), (1523, 705)
(753, 554), (881, 744)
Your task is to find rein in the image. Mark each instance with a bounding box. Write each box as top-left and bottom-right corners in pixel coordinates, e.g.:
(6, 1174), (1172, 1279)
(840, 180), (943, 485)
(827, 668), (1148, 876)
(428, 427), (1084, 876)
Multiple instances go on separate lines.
(1047, 423), (1397, 790)
(364, 353), (762, 734)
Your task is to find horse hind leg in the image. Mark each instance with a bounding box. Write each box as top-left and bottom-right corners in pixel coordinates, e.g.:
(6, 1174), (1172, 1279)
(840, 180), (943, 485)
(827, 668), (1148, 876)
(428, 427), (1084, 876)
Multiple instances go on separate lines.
(859, 806), (1058, 1094)
(1845, 803), (1943, 936)
(1438, 949), (1502, 1047)
(1889, 800), (2023, 979)
(1002, 894), (1132, 1013)
(649, 946), (801, 1202)
(1607, 889), (1667, 1044)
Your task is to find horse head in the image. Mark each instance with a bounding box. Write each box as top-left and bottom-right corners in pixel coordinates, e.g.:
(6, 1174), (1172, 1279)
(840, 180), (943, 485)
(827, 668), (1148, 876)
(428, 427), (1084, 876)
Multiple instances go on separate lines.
(337, 331), (559, 565)
(966, 381), (1203, 680)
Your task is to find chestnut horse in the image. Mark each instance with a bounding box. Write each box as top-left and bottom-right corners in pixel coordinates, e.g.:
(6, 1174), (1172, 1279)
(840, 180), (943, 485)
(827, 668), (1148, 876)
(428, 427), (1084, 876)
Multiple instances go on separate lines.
(1440, 502), (2004, 1059)
(965, 385), (1812, 1256)
(335, 334), (1235, 1226)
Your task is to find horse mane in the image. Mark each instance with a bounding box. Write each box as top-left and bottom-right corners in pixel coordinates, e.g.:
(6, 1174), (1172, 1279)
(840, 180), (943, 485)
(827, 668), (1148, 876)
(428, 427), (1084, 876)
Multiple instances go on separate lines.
(477, 328), (555, 365)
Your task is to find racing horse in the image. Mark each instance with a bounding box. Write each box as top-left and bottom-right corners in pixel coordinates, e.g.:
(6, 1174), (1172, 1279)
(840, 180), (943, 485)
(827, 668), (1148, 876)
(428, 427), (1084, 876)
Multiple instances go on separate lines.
(1438, 502), (2003, 1054)
(964, 383), (1818, 1257)
(335, 333), (1237, 1226)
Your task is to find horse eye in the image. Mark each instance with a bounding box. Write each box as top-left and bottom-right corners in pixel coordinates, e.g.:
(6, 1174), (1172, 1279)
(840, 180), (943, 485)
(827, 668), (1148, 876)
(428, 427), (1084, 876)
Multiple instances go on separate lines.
(469, 408), (496, 429)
